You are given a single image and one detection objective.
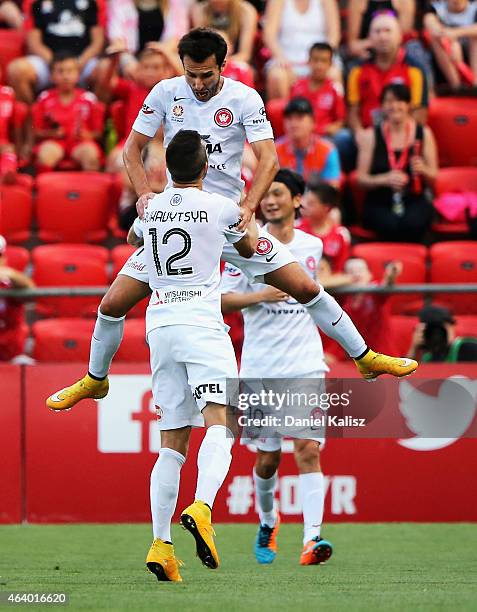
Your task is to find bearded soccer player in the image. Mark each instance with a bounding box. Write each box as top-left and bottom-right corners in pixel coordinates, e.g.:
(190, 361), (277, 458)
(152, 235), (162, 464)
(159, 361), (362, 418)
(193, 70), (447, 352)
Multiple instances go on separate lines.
(47, 28), (417, 411)
(221, 169), (332, 567)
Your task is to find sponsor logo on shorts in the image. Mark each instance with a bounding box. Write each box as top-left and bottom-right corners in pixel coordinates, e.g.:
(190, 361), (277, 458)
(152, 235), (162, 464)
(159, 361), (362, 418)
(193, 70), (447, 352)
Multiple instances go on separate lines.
(125, 260), (147, 272)
(214, 108), (233, 127)
(256, 237), (273, 256)
(142, 103), (154, 115)
(194, 383), (224, 400)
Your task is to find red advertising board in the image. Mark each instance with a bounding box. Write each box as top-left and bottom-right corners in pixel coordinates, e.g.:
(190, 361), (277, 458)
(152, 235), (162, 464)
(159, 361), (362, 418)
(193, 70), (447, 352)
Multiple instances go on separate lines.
(23, 364), (477, 523)
(0, 364), (22, 523)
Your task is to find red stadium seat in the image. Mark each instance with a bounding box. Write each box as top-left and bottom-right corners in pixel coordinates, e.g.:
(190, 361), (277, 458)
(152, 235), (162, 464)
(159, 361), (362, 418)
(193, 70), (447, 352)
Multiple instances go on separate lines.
(0, 30), (25, 72)
(428, 98), (477, 167)
(352, 243), (427, 314)
(389, 315), (419, 356)
(430, 241), (477, 314)
(32, 244), (109, 318)
(0, 185), (33, 243)
(4, 245), (29, 271)
(432, 167), (477, 234)
(32, 318), (95, 362)
(455, 315), (477, 338)
(115, 319), (149, 361)
(111, 245), (149, 318)
(36, 172), (113, 243)
(265, 98), (287, 140)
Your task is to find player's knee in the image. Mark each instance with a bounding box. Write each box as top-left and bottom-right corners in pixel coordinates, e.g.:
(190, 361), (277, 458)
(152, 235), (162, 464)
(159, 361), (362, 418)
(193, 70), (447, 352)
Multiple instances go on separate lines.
(255, 450), (280, 478)
(99, 291), (128, 319)
(37, 142), (64, 167)
(294, 440), (320, 472)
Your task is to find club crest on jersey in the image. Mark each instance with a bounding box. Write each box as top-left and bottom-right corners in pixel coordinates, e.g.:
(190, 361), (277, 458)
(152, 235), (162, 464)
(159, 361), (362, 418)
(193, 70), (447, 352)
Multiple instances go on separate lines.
(142, 104), (154, 115)
(170, 194), (182, 206)
(172, 104), (183, 117)
(306, 256), (316, 272)
(214, 108), (233, 127)
(256, 237), (273, 256)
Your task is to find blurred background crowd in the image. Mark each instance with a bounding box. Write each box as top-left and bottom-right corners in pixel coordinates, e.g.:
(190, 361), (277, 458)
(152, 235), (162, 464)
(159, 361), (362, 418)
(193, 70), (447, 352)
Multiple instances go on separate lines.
(0, 0), (477, 365)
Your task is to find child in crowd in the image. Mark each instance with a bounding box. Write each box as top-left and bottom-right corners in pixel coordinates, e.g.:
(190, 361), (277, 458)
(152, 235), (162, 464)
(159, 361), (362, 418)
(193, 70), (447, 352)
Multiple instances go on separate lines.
(291, 42), (346, 138)
(297, 181), (350, 271)
(324, 257), (402, 361)
(32, 52), (105, 172)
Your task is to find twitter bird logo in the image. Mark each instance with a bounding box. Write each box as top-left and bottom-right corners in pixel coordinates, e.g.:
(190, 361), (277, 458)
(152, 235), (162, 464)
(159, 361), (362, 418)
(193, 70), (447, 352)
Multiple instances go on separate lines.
(397, 376), (477, 451)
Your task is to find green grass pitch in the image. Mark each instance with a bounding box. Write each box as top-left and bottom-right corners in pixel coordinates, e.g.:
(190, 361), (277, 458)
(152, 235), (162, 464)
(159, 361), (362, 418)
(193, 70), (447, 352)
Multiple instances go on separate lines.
(0, 524), (476, 611)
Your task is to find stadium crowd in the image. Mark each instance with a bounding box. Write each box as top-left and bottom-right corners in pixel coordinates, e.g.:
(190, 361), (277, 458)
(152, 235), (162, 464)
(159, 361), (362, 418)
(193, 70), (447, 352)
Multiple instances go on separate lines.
(0, 0), (477, 363)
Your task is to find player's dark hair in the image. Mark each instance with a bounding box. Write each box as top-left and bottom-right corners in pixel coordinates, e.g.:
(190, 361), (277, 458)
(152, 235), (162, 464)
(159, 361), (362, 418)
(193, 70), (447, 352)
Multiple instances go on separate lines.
(51, 50), (79, 67)
(380, 82), (411, 104)
(309, 42), (333, 59)
(305, 180), (340, 208)
(178, 28), (228, 68)
(166, 130), (207, 183)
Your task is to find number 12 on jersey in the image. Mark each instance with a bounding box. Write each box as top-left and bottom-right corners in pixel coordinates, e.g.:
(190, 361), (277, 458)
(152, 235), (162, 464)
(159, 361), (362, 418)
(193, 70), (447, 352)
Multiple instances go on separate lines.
(149, 227), (194, 276)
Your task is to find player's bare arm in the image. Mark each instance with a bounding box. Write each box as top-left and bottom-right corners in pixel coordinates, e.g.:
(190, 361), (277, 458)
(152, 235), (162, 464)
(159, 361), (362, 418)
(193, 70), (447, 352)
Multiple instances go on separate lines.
(221, 287), (289, 314)
(238, 139), (279, 231)
(123, 129), (156, 218)
(127, 226), (144, 248)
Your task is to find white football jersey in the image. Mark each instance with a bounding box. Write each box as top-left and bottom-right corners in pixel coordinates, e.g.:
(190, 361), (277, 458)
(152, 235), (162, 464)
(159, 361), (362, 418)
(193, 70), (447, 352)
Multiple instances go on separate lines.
(132, 76), (273, 202)
(220, 228), (328, 377)
(134, 186), (244, 334)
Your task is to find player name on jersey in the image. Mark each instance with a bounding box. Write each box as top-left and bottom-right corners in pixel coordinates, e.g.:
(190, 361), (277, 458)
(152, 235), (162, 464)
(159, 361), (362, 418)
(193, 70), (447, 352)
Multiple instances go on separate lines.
(144, 210), (209, 224)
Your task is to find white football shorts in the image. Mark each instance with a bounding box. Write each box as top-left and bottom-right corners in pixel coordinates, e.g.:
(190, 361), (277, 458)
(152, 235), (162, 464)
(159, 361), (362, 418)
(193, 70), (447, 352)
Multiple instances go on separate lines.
(240, 373), (327, 451)
(148, 324), (239, 431)
(119, 228), (296, 285)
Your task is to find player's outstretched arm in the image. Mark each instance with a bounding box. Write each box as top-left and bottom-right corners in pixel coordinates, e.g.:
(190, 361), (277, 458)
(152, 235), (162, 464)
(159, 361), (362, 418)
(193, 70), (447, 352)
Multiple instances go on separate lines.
(127, 225), (144, 248)
(221, 287), (289, 314)
(233, 214), (259, 258)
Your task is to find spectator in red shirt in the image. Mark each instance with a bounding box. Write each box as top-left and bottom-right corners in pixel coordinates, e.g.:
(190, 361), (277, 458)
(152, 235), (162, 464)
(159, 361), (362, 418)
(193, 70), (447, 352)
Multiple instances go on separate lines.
(347, 12), (429, 131)
(276, 97), (341, 186)
(214, 27), (255, 88)
(32, 52), (105, 172)
(324, 257), (401, 361)
(297, 180), (350, 271)
(8, 0), (105, 103)
(291, 43), (345, 137)
(0, 67), (28, 183)
(0, 235), (34, 362)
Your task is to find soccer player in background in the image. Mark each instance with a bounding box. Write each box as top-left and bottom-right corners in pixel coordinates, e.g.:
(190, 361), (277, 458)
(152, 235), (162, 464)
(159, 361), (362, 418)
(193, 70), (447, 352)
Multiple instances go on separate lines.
(221, 169), (332, 567)
(128, 130), (257, 581)
(47, 28), (418, 412)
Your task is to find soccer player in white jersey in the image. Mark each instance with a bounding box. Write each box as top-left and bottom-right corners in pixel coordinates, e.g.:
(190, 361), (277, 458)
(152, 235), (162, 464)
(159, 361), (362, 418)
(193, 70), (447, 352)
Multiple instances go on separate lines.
(221, 170), (332, 567)
(133, 130), (256, 582)
(47, 28), (417, 411)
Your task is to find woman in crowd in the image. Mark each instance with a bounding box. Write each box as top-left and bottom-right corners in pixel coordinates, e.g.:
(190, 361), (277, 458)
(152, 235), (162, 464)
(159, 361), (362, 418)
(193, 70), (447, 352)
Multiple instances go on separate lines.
(357, 83), (438, 242)
(263, 0), (340, 99)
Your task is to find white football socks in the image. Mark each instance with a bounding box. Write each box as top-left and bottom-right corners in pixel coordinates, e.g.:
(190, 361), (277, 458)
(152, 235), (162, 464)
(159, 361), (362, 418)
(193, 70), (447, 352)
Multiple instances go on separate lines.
(88, 309), (125, 379)
(150, 447), (185, 542)
(195, 425), (234, 508)
(253, 469), (277, 528)
(299, 472), (325, 544)
(305, 289), (367, 359)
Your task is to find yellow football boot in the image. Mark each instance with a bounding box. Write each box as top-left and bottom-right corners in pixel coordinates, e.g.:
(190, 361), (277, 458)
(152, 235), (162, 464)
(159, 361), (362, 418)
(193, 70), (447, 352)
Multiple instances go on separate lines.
(180, 500), (219, 569)
(355, 349), (418, 381)
(46, 374), (109, 411)
(146, 539), (183, 582)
